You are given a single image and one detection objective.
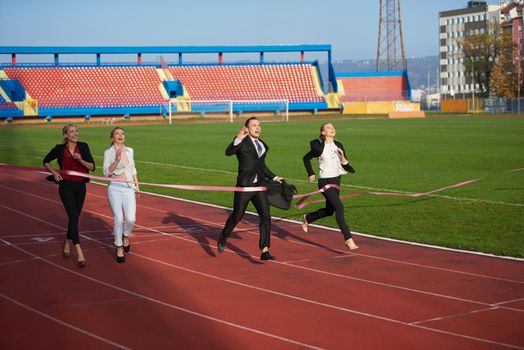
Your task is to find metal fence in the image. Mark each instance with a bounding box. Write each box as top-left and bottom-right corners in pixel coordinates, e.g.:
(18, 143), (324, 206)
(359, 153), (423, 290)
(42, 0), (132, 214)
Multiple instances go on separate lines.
(421, 97), (524, 114)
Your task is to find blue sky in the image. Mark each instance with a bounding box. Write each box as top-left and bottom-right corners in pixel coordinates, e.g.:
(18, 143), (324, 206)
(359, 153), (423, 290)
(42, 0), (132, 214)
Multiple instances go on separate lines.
(0, 0), (501, 62)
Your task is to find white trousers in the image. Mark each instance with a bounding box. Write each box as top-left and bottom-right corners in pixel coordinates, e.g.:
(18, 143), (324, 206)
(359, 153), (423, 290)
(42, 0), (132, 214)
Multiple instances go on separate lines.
(108, 183), (136, 247)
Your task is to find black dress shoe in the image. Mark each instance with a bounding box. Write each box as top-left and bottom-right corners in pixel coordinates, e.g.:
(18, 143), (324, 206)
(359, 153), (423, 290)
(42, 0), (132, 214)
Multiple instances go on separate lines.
(260, 251), (276, 261)
(217, 234), (227, 253)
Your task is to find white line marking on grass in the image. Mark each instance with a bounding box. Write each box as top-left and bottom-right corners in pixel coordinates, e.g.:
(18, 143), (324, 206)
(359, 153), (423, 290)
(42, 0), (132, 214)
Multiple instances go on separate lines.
(127, 185), (524, 265)
(15, 155), (524, 207)
(119, 187), (524, 275)
(2, 178), (524, 296)
(0, 178), (524, 312)
(126, 162), (524, 207)
(0, 292), (131, 350)
(3, 178), (524, 292)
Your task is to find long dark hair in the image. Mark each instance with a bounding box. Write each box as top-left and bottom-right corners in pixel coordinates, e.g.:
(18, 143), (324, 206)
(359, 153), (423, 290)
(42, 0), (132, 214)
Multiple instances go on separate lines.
(318, 122), (330, 142)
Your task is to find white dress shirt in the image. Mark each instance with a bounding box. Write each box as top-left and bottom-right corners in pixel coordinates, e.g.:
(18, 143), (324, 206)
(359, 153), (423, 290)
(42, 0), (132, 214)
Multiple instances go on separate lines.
(103, 145), (137, 188)
(318, 142), (348, 178)
(233, 136), (277, 183)
(233, 136), (266, 156)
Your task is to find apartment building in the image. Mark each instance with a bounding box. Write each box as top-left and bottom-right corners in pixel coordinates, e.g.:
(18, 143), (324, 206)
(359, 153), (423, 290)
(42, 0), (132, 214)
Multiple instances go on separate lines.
(439, 1), (502, 98)
(500, 1), (524, 72)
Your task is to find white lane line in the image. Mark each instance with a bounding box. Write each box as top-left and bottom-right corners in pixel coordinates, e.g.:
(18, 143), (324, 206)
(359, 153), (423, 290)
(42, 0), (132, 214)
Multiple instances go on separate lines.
(2, 232), (522, 350)
(108, 179), (524, 264)
(2, 191), (524, 348)
(410, 307), (499, 325)
(0, 237), (323, 350)
(2, 183), (524, 309)
(0, 292), (131, 349)
(492, 297), (524, 307)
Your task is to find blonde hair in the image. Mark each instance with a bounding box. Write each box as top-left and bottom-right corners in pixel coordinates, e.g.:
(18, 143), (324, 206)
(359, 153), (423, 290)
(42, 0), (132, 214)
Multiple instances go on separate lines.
(62, 124), (78, 144)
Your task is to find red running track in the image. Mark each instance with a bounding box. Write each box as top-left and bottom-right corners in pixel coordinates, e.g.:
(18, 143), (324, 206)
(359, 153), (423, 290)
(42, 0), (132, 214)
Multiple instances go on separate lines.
(0, 169), (523, 350)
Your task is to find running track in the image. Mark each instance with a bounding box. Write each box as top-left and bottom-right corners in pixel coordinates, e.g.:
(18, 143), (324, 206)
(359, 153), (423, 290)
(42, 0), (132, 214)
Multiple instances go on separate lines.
(1, 169), (523, 349)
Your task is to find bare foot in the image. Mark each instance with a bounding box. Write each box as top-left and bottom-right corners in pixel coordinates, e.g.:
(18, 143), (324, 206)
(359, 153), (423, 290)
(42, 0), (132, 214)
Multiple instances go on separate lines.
(62, 240), (71, 258)
(301, 215), (308, 233)
(345, 238), (359, 251)
(74, 244), (87, 267)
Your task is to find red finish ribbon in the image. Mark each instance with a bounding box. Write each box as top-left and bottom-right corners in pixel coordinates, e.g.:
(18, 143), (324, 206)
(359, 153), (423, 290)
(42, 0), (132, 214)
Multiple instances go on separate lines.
(0, 164), (266, 193)
(293, 179), (481, 209)
(0, 164), (482, 208)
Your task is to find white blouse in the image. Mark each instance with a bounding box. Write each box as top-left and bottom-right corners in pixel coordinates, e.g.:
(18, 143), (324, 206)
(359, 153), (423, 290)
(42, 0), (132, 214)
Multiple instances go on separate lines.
(318, 142), (348, 179)
(103, 146), (137, 187)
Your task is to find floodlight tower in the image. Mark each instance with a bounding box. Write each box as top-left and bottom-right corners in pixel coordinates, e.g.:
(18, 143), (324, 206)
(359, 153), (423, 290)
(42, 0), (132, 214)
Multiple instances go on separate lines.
(376, 0), (407, 71)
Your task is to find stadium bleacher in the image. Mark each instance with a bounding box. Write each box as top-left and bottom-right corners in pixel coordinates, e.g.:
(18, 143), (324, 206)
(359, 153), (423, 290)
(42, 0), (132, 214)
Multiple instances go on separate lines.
(0, 94), (16, 110)
(3, 66), (165, 109)
(339, 74), (409, 102)
(168, 64), (325, 103)
(3, 45), (403, 118)
(1, 63), (326, 118)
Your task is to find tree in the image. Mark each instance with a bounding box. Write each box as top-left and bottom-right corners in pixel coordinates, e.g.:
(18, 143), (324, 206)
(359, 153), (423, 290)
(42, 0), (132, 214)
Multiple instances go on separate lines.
(458, 23), (516, 97)
(490, 51), (517, 98)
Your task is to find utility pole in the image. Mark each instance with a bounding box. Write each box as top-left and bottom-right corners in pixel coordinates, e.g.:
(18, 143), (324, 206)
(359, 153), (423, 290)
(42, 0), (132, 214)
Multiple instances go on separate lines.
(518, 64), (521, 114)
(472, 63), (475, 112)
(427, 66), (430, 95)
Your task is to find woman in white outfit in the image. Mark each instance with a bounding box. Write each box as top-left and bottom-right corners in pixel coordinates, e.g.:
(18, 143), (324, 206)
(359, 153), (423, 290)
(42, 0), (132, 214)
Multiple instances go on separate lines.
(103, 127), (140, 263)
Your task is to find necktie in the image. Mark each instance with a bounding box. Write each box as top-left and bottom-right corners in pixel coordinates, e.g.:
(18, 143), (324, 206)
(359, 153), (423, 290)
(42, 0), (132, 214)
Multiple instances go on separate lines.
(255, 139), (263, 157)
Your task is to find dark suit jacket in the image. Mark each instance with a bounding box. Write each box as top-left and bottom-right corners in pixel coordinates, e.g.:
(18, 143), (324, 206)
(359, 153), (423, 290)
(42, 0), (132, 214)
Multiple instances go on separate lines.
(225, 137), (276, 186)
(303, 139), (355, 177)
(43, 142), (95, 182)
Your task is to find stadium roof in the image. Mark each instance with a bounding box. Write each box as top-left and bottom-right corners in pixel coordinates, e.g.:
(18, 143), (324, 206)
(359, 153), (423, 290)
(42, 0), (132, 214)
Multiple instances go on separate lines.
(0, 45), (331, 55)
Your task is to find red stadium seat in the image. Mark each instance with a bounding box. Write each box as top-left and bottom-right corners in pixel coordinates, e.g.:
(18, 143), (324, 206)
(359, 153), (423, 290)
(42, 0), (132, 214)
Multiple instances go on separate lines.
(339, 75), (408, 102)
(168, 64), (324, 103)
(3, 66), (166, 108)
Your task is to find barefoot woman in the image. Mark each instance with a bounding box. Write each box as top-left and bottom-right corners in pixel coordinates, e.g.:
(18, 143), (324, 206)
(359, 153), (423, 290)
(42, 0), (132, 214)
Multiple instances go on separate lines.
(302, 122), (358, 250)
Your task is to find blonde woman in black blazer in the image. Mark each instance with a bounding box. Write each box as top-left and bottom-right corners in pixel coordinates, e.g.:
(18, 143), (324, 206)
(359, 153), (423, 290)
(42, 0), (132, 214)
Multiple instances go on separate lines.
(43, 124), (95, 267)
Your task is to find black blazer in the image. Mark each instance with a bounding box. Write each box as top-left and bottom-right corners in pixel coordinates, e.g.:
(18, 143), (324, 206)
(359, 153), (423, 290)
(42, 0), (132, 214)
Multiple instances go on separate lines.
(225, 137), (276, 187)
(303, 139), (355, 177)
(43, 142), (95, 182)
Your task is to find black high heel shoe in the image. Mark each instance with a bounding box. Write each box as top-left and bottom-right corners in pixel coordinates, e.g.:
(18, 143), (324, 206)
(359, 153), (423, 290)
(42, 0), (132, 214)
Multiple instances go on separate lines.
(115, 247), (126, 263)
(123, 235), (131, 253)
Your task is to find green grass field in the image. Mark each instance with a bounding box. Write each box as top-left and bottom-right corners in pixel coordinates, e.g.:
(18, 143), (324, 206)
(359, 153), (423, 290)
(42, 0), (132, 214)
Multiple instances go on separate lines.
(1, 115), (523, 257)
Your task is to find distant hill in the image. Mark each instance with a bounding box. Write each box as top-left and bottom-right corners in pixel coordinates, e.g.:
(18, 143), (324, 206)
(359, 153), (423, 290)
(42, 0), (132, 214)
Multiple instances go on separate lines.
(173, 55), (441, 92)
(329, 55), (440, 92)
